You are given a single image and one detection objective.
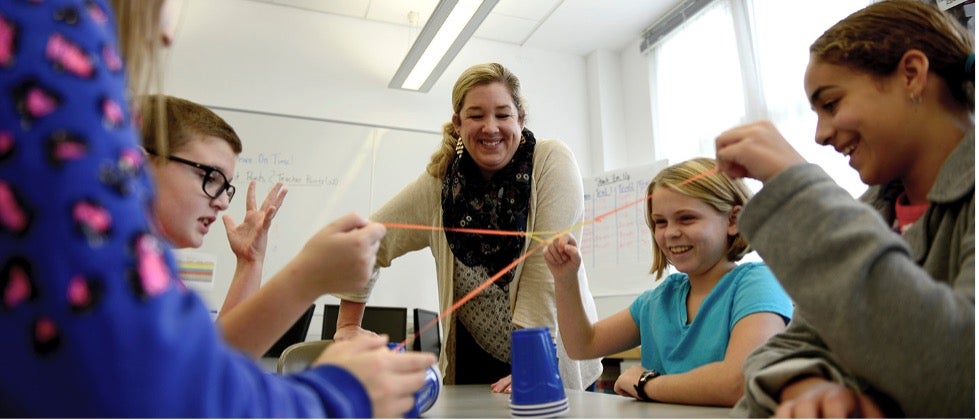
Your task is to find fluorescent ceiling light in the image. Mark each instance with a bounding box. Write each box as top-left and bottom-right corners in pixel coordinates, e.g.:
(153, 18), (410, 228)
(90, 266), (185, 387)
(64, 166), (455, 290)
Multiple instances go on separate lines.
(389, 0), (499, 92)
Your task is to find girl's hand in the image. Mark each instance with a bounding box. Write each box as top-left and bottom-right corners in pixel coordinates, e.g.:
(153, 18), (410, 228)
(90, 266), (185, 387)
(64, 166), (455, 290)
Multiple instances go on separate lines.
(543, 233), (581, 284)
(333, 324), (380, 341)
(314, 334), (437, 418)
(612, 365), (646, 400)
(776, 376), (884, 418)
(289, 213), (386, 295)
(715, 120), (806, 183)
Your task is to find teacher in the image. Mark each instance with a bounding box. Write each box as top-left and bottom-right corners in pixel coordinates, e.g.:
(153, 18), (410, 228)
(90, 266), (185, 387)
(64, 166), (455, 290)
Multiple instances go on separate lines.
(333, 62), (602, 391)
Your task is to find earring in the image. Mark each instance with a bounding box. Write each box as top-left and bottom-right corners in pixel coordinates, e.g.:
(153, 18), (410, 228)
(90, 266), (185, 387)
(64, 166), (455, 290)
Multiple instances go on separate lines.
(910, 94), (922, 105)
(455, 136), (464, 158)
(520, 135), (526, 145)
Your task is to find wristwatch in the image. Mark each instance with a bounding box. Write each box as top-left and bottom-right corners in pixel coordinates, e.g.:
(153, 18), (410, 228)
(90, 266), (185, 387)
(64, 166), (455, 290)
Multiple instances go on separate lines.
(634, 369), (660, 402)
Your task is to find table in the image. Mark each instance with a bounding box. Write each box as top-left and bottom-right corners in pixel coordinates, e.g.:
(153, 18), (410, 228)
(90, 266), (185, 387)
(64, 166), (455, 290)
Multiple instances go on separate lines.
(258, 357), (279, 373)
(422, 385), (732, 418)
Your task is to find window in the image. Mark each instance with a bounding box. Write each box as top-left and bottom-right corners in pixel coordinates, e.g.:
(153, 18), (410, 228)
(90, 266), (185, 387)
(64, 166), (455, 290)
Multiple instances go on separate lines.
(647, 0), (871, 197)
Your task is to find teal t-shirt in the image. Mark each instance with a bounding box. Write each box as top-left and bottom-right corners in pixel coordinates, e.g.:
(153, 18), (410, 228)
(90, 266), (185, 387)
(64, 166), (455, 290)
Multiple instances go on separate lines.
(628, 262), (793, 373)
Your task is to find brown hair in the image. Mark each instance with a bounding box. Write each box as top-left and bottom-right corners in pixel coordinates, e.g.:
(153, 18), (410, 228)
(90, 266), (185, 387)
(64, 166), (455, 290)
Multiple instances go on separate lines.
(425, 63), (528, 177)
(644, 158), (752, 279)
(811, 0), (975, 111)
(140, 94), (242, 156)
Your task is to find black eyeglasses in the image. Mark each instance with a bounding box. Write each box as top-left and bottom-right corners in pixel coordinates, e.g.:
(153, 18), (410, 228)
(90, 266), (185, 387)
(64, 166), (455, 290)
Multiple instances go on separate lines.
(147, 151), (236, 202)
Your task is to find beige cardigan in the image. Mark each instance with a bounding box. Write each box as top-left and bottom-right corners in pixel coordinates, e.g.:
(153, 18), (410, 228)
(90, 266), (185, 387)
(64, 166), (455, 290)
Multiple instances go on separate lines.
(337, 139), (602, 389)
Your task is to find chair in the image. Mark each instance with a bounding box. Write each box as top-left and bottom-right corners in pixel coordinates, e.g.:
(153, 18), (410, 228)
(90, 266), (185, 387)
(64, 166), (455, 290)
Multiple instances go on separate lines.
(263, 304), (315, 358)
(278, 340), (333, 374)
(411, 308), (441, 358)
(321, 304), (408, 342)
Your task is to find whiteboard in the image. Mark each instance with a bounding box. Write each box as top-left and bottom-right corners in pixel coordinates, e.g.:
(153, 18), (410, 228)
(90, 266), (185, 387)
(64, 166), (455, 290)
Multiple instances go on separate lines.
(177, 108), (441, 335)
(176, 107), (670, 334)
(581, 160), (669, 297)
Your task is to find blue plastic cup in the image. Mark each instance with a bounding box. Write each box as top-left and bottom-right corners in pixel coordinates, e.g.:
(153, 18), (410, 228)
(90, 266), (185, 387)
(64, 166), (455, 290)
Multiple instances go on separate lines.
(509, 327), (566, 407)
(405, 364), (441, 418)
(389, 343), (441, 418)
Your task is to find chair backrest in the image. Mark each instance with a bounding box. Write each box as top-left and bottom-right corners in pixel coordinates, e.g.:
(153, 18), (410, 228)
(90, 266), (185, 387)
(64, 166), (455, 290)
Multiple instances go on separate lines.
(412, 308), (441, 358)
(263, 304), (315, 358)
(278, 340), (333, 374)
(321, 304), (408, 342)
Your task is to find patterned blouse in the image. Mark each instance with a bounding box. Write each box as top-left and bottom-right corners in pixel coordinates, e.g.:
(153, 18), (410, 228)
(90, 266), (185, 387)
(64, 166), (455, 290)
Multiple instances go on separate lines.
(0, 0), (368, 416)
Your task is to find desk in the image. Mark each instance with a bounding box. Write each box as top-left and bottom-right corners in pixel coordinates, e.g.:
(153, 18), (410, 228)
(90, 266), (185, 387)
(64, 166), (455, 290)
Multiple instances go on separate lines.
(423, 385), (731, 418)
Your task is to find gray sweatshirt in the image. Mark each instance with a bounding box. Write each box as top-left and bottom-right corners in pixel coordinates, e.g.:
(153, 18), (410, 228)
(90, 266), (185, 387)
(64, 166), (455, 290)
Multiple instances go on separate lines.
(733, 133), (974, 418)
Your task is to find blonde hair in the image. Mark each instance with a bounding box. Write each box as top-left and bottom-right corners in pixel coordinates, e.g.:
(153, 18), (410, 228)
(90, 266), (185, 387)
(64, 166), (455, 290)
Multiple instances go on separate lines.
(644, 158), (753, 279)
(109, 0), (169, 154)
(811, 0), (975, 111)
(425, 63), (527, 177)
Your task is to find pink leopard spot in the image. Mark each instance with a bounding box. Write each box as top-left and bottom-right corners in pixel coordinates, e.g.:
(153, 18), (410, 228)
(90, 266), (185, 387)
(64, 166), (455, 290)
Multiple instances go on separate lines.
(86, 1), (108, 25)
(52, 137), (86, 160)
(0, 182), (27, 233)
(26, 88), (57, 118)
(4, 264), (30, 308)
(67, 275), (91, 307)
(119, 148), (143, 171)
(136, 235), (170, 296)
(0, 15), (14, 66)
(102, 45), (121, 72)
(73, 201), (111, 233)
(35, 317), (57, 342)
(46, 33), (93, 78)
(101, 98), (124, 127)
(0, 131), (13, 156)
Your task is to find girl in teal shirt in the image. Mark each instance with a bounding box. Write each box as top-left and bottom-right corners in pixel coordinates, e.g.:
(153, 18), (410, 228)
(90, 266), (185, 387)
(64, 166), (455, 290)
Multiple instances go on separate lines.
(544, 157), (792, 407)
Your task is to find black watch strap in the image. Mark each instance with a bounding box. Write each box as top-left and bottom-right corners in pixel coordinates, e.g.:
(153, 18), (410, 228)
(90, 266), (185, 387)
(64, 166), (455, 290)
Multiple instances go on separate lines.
(635, 369), (660, 401)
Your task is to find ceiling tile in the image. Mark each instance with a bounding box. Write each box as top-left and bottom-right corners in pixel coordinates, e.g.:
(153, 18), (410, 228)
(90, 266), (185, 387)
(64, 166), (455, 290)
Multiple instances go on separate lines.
(492, 0), (561, 20)
(366, 0), (438, 27)
(270, 0), (370, 18)
(475, 13), (537, 45)
(245, 0), (682, 56)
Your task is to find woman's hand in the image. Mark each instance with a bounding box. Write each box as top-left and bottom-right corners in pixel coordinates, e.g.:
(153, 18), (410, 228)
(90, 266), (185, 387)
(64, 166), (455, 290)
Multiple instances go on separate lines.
(314, 334), (437, 418)
(775, 376), (884, 418)
(542, 233), (581, 284)
(715, 120), (806, 183)
(223, 181), (287, 263)
(333, 324), (380, 341)
(490, 374), (512, 394)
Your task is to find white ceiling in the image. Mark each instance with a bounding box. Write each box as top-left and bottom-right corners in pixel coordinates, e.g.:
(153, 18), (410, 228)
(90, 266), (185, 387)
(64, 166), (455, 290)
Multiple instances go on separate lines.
(244, 0), (682, 56)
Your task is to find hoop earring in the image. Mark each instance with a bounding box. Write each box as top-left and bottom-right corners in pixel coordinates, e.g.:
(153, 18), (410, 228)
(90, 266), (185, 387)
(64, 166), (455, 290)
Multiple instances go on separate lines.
(520, 135), (526, 145)
(455, 137), (464, 158)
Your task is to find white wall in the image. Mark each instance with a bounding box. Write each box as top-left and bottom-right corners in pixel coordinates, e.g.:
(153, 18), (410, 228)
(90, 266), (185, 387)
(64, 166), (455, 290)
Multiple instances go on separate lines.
(162, 0), (596, 173)
(163, 0), (660, 321)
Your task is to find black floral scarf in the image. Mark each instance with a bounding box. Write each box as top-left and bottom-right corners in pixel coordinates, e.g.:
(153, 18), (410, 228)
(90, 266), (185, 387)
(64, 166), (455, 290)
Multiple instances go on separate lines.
(441, 128), (536, 288)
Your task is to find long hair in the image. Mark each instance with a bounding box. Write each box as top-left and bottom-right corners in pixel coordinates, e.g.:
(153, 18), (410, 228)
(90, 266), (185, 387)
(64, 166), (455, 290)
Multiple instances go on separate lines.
(425, 63), (528, 177)
(811, 0), (974, 111)
(109, 0), (169, 154)
(644, 158), (753, 279)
